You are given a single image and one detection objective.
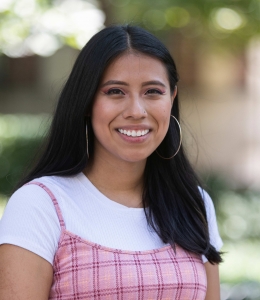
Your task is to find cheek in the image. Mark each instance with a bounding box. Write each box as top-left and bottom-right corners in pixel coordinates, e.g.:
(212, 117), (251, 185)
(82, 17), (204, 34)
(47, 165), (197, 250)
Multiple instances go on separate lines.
(91, 102), (106, 137)
(161, 116), (171, 133)
(156, 106), (172, 128)
(92, 97), (120, 120)
(91, 100), (117, 139)
(91, 99), (105, 118)
(91, 98), (110, 122)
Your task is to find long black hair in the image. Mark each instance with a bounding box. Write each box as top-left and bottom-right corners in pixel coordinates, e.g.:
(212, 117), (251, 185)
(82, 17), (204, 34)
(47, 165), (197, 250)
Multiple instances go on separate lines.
(18, 24), (222, 264)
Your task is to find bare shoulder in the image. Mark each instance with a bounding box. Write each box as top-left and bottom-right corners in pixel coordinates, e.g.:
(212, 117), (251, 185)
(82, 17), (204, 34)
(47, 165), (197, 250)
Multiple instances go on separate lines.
(0, 244), (53, 300)
(204, 261), (221, 300)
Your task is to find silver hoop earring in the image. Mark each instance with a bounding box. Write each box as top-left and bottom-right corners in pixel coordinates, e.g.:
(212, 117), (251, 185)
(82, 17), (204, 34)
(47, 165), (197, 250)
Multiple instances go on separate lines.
(86, 125), (89, 159)
(156, 115), (182, 159)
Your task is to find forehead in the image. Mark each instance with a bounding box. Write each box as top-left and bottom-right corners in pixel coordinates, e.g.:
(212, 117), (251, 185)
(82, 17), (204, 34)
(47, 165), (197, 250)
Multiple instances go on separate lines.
(100, 52), (169, 84)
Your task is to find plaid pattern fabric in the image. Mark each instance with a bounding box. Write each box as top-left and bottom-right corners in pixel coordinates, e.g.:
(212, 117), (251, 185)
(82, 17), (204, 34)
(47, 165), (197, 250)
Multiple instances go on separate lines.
(29, 182), (207, 300)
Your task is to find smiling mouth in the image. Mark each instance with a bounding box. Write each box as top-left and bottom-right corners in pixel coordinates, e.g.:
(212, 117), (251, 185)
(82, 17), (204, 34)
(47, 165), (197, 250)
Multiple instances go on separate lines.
(118, 129), (150, 137)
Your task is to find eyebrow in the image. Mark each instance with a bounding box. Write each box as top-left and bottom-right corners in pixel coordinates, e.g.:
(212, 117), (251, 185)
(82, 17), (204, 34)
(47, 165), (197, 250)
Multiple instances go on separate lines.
(100, 80), (166, 88)
(142, 80), (166, 88)
(100, 80), (128, 88)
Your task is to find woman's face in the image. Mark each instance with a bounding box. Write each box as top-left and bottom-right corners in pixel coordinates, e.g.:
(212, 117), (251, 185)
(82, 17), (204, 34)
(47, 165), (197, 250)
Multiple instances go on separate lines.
(91, 52), (176, 164)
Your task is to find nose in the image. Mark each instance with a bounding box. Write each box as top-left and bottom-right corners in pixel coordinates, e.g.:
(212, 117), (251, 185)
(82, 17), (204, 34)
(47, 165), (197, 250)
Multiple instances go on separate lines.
(122, 95), (146, 119)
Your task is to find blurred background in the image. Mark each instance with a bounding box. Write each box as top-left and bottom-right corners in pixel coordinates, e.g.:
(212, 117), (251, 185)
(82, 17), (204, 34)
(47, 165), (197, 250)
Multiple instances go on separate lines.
(0, 0), (259, 298)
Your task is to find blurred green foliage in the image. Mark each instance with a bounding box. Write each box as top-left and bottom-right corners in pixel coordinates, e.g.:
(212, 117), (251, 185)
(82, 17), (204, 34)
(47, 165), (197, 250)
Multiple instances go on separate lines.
(1, 0), (259, 57)
(203, 175), (260, 294)
(204, 174), (260, 242)
(0, 0), (105, 57)
(106, 0), (260, 49)
(0, 114), (49, 195)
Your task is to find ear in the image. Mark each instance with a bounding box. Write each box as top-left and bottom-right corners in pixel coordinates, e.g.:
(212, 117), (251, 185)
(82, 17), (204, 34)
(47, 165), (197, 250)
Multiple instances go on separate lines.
(171, 86), (177, 107)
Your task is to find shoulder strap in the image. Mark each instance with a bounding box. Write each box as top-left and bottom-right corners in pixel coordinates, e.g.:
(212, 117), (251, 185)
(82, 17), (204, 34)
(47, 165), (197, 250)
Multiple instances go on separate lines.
(25, 181), (66, 230)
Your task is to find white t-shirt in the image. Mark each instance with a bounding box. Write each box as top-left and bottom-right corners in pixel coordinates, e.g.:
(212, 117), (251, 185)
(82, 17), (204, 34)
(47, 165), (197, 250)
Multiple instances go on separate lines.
(0, 173), (223, 264)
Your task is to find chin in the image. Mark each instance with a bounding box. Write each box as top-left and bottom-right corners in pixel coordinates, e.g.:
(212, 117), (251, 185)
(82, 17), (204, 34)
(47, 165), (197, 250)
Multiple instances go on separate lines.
(118, 153), (150, 163)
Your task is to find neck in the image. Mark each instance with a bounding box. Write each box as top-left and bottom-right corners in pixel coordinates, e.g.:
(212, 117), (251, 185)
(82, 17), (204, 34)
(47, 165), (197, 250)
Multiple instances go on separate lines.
(84, 153), (146, 208)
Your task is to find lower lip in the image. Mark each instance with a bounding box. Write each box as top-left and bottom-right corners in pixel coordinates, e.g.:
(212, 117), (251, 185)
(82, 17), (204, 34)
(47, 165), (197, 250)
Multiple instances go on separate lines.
(117, 131), (150, 143)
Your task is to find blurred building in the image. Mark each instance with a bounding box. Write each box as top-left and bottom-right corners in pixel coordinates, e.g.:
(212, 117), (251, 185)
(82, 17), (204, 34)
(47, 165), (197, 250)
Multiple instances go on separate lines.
(0, 46), (79, 114)
(180, 38), (260, 190)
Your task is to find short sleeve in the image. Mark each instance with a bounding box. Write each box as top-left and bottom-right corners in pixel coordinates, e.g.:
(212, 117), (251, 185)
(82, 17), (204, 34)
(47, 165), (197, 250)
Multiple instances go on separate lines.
(199, 188), (223, 263)
(0, 184), (61, 265)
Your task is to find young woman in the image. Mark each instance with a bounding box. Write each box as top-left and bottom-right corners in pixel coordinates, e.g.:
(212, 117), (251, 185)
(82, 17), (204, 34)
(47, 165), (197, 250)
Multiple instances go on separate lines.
(0, 25), (223, 299)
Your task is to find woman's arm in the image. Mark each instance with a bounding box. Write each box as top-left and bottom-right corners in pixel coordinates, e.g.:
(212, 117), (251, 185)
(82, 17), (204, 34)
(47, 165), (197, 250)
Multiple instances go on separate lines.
(0, 244), (53, 300)
(204, 261), (221, 300)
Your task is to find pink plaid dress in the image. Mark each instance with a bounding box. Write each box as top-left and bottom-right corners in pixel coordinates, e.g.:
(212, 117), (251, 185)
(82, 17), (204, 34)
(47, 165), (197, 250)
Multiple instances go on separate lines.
(30, 182), (207, 300)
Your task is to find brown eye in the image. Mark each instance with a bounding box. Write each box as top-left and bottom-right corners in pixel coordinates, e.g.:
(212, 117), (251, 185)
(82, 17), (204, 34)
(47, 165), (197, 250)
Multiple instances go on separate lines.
(106, 88), (125, 95)
(145, 89), (163, 95)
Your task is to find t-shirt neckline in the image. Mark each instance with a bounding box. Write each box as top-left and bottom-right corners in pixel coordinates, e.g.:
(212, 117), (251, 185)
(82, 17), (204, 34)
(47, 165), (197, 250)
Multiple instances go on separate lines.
(77, 172), (145, 212)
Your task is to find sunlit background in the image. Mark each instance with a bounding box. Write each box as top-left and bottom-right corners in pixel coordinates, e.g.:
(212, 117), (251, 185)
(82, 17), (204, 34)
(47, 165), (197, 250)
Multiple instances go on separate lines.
(0, 1), (260, 299)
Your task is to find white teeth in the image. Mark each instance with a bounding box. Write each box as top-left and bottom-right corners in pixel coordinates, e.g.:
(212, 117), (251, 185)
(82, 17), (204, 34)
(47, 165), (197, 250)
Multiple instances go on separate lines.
(118, 129), (149, 137)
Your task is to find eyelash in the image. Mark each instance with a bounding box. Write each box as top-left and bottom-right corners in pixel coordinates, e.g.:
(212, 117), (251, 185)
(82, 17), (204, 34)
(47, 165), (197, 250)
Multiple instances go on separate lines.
(145, 89), (163, 95)
(105, 88), (125, 95)
(105, 88), (164, 95)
